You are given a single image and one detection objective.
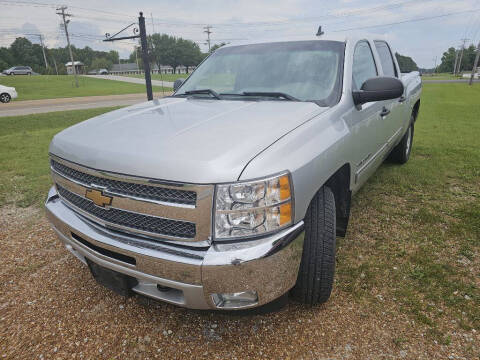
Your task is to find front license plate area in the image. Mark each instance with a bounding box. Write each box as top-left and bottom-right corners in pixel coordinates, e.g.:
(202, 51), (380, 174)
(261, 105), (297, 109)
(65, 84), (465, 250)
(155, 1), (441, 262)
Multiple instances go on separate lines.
(87, 259), (138, 297)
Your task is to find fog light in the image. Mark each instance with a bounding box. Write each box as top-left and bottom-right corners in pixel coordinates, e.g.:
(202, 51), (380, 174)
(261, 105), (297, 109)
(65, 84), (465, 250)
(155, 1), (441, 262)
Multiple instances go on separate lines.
(211, 291), (258, 309)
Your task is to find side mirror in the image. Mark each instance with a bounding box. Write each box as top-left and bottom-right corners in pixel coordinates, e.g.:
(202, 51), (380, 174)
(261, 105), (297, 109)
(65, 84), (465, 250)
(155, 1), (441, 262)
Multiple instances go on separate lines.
(173, 78), (185, 92)
(353, 76), (404, 106)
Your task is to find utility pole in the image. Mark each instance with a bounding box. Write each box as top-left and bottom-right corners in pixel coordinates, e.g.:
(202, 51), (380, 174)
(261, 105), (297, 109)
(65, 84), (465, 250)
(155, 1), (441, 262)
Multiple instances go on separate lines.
(139, 13), (153, 100)
(204, 25), (212, 52)
(453, 49), (459, 75)
(52, 56), (58, 75)
(151, 12), (155, 34)
(469, 41), (480, 86)
(25, 34), (48, 68)
(457, 38), (469, 75)
(39, 34), (48, 69)
(56, 6), (78, 87)
(104, 12), (153, 101)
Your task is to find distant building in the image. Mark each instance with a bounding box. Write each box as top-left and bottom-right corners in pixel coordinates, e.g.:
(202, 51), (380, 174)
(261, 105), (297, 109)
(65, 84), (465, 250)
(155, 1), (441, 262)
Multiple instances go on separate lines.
(462, 72), (479, 79)
(111, 63), (139, 72)
(66, 61), (85, 75)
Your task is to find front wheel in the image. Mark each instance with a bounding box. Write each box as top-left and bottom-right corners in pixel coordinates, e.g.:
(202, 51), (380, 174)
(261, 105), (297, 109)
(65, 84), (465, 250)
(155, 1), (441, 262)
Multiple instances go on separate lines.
(0, 93), (11, 103)
(388, 118), (414, 164)
(291, 186), (336, 305)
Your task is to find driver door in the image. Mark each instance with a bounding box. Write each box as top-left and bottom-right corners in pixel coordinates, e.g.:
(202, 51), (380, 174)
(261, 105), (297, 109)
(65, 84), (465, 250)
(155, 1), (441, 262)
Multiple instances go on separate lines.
(348, 40), (386, 188)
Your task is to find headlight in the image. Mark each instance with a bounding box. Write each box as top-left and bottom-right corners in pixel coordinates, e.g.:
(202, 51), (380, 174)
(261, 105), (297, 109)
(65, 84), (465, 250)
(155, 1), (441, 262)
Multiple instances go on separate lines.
(214, 172), (293, 240)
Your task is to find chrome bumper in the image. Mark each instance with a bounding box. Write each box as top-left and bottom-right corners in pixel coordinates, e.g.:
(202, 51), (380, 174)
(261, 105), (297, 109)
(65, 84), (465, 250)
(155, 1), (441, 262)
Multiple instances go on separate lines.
(45, 186), (304, 310)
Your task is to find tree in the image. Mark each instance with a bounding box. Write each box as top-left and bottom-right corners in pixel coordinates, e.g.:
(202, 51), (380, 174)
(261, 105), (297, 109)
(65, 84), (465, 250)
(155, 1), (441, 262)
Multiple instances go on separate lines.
(177, 38), (202, 73)
(437, 47), (456, 73)
(395, 53), (418, 72)
(91, 57), (113, 70)
(148, 34), (203, 73)
(210, 42), (226, 53)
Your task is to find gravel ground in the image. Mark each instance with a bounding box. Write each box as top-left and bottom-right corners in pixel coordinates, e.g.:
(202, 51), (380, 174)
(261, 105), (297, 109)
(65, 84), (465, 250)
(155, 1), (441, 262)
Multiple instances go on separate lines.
(0, 207), (478, 360)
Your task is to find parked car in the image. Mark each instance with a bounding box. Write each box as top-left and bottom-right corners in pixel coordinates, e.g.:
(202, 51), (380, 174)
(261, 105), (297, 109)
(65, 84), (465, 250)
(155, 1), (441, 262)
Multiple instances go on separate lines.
(45, 35), (421, 310)
(87, 68), (109, 75)
(2, 66), (32, 75)
(0, 85), (17, 103)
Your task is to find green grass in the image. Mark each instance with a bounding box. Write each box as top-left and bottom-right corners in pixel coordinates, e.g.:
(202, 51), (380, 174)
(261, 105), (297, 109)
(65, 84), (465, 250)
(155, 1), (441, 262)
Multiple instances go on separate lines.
(0, 107), (122, 207)
(423, 73), (466, 81)
(0, 83), (479, 347)
(0, 75), (169, 101)
(336, 83), (480, 345)
(124, 73), (190, 82)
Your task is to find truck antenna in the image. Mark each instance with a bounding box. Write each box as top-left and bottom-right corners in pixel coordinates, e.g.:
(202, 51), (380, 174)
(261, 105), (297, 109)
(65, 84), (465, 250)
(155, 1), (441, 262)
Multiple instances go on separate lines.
(316, 26), (324, 37)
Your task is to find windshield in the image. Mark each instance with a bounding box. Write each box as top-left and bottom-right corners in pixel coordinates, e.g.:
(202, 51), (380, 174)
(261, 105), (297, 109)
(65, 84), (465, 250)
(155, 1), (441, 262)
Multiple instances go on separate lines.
(177, 40), (345, 106)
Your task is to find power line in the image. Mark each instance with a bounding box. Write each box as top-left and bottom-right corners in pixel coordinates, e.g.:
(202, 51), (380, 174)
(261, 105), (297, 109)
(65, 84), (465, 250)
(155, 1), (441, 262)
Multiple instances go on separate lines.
(331, 8), (480, 32)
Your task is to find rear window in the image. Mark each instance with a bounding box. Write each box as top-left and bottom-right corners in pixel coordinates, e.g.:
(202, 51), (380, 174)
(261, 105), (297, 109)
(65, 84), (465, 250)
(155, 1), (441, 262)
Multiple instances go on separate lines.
(374, 41), (397, 77)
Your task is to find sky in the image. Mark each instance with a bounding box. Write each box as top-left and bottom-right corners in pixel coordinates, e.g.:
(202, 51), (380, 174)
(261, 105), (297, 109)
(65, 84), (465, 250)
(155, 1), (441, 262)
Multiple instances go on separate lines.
(1, 0), (479, 68)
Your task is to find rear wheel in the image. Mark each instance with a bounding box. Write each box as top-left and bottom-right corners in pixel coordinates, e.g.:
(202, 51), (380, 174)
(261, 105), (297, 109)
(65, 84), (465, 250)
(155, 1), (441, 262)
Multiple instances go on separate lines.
(388, 116), (414, 164)
(0, 93), (11, 103)
(291, 186), (336, 305)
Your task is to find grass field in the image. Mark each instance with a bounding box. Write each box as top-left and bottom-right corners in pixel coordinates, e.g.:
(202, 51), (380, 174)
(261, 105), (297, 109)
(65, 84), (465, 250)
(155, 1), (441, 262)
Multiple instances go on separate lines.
(0, 83), (479, 354)
(0, 107), (121, 206)
(124, 73), (190, 82)
(422, 73), (465, 81)
(0, 75), (168, 101)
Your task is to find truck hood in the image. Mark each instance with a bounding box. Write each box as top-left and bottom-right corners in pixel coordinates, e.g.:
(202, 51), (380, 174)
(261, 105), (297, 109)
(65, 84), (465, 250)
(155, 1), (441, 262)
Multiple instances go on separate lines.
(50, 97), (327, 183)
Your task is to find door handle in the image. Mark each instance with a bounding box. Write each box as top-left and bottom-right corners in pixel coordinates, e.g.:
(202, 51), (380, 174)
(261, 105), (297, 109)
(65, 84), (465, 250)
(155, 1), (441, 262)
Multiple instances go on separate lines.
(380, 107), (390, 117)
(398, 96), (406, 103)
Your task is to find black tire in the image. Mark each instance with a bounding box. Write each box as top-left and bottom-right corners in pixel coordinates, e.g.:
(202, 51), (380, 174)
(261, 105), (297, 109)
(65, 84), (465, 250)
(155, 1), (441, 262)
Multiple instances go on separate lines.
(388, 115), (414, 164)
(27, 72), (31, 76)
(291, 186), (336, 305)
(0, 93), (11, 103)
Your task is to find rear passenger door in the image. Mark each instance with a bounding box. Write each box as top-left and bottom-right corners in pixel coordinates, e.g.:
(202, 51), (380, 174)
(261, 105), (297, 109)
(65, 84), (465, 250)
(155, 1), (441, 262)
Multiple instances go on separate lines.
(374, 41), (405, 146)
(349, 40), (385, 187)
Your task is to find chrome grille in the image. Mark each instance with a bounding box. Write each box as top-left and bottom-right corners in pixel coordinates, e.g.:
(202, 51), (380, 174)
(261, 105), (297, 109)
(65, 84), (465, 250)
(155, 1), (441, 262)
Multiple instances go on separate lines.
(57, 185), (196, 239)
(51, 159), (197, 206)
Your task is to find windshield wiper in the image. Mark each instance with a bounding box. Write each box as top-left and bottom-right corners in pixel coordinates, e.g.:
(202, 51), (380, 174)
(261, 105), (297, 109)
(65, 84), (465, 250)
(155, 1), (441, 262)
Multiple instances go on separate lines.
(182, 89), (222, 99)
(241, 91), (300, 101)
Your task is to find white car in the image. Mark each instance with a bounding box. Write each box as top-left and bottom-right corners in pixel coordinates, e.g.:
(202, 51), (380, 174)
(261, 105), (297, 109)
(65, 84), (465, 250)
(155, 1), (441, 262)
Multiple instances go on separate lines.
(0, 85), (18, 103)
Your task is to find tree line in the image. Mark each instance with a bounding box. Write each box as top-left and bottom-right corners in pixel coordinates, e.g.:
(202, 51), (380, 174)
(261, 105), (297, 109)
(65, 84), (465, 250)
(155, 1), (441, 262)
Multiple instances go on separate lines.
(437, 45), (478, 73)
(0, 35), (429, 76)
(0, 37), (120, 74)
(0, 34), (215, 75)
(129, 34), (220, 73)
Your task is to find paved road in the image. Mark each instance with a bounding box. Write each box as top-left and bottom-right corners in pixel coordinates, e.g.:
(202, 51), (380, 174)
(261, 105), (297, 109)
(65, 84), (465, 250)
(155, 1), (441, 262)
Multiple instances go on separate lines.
(83, 74), (175, 88)
(0, 92), (171, 117)
(422, 79), (480, 83)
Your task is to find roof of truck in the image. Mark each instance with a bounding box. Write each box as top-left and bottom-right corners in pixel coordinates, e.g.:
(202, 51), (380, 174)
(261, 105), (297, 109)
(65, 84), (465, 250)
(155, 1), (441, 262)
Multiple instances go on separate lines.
(222, 33), (387, 48)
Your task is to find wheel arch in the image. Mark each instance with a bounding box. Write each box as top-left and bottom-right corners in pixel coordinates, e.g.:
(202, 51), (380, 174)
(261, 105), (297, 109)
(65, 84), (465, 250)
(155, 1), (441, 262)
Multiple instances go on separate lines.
(325, 163), (352, 237)
(303, 163), (352, 238)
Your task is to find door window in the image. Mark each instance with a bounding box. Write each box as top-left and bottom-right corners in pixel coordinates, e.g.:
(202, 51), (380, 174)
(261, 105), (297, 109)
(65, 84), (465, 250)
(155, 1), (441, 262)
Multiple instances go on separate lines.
(374, 41), (398, 77)
(352, 41), (378, 90)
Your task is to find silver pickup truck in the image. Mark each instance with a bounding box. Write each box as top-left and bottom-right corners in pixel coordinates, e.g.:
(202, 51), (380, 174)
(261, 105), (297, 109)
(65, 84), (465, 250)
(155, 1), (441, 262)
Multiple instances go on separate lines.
(45, 35), (421, 310)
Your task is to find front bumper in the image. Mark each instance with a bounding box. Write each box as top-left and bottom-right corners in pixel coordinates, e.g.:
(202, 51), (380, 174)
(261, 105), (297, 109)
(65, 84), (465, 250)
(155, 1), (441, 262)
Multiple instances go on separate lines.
(45, 186), (304, 309)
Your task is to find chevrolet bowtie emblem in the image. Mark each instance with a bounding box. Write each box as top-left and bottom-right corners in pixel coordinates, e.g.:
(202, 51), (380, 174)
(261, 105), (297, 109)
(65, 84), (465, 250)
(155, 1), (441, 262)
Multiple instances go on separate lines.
(85, 188), (113, 208)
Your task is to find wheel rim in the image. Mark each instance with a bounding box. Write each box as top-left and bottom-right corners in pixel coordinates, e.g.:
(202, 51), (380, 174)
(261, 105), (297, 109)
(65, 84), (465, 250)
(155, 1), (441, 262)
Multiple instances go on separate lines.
(405, 126), (412, 156)
(0, 94), (9, 102)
